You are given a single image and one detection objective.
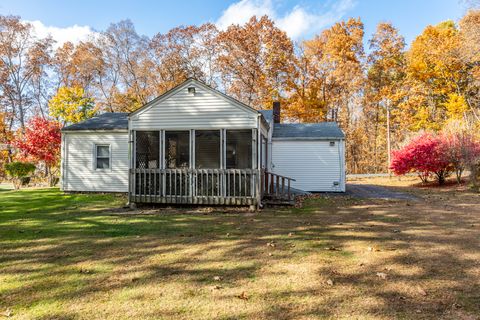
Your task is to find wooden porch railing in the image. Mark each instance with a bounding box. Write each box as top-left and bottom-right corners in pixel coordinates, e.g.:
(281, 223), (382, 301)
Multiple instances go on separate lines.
(129, 168), (258, 205)
(261, 170), (296, 203)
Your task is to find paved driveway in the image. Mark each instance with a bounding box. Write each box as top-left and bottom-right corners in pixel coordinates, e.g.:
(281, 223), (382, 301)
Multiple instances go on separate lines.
(346, 183), (419, 200)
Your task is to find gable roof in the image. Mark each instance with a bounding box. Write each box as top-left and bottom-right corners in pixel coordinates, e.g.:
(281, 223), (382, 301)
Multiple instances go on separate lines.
(62, 112), (128, 132)
(129, 78), (260, 117)
(273, 123), (344, 140)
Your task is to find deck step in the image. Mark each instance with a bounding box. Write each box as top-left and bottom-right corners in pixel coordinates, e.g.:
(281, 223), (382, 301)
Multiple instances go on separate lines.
(262, 199), (295, 206)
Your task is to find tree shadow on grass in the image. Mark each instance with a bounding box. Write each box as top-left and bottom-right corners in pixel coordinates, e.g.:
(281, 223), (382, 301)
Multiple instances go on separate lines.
(0, 190), (479, 319)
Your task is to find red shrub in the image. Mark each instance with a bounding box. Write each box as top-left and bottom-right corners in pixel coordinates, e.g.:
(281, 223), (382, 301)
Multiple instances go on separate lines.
(14, 117), (62, 185)
(390, 133), (452, 184)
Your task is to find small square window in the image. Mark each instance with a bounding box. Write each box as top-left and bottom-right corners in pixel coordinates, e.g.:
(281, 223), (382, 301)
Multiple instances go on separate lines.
(329, 141), (335, 146)
(187, 87), (196, 95)
(95, 145), (110, 169)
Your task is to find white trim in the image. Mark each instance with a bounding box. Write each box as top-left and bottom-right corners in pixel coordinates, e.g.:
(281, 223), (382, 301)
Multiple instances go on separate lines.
(94, 144), (112, 171)
(62, 129), (128, 133)
(272, 137), (345, 141)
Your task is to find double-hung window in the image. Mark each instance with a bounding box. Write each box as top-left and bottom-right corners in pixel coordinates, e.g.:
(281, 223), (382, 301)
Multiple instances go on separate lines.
(95, 145), (111, 170)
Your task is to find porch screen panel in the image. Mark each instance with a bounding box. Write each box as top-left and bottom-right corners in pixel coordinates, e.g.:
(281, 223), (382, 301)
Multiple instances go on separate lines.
(195, 130), (220, 168)
(135, 131), (159, 169)
(226, 130), (252, 169)
(165, 131), (190, 168)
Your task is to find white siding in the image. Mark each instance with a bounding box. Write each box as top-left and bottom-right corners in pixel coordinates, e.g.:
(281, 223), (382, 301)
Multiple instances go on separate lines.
(272, 140), (345, 192)
(131, 83), (257, 130)
(62, 132), (129, 192)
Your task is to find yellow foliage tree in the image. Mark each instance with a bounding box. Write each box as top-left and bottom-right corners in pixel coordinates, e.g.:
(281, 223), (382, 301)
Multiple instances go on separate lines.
(444, 93), (469, 120)
(49, 86), (96, 125)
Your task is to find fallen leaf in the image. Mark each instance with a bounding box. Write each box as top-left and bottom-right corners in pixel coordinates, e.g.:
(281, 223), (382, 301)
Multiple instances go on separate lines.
(417, 286), (427, 296)
(236, 291), (248, 300)
(325, 246), (340, 251)
(326, 279), (334, 286)
(2, 309), (12, 317)
(213, 276), (222, 281)
(376, 272), (388, 280)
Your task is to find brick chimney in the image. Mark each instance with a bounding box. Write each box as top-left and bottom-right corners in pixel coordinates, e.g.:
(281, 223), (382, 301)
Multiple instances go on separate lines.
(273, 101), (281, 123)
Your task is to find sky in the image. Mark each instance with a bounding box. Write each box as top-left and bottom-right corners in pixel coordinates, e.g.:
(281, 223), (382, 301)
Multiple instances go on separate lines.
(0, 0), (471, 48)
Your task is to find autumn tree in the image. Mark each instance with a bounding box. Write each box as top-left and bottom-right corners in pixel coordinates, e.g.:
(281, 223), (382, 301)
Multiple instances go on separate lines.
(365, 22), (406, 172)
(95, 20), (153, 112)
(150, 23), (219, 94)
(283, 44), (328, 122)
(216, 16), (295, 109)
(405, 21), (472, 130)
(53, 41), (104, 92)
(303, 18), (365, 172)
(0, 15), (53, 130)
(459, 9), (480, 119)
(49, 86), (96, 125)
(14, 117), (61, 186)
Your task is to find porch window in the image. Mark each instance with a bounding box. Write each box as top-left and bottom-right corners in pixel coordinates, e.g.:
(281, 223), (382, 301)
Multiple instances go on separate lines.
(226, 130), (252, 169)
(195, 130), (220, 168)
(165, 131), (190, 169)
(135, 131), (159, 169)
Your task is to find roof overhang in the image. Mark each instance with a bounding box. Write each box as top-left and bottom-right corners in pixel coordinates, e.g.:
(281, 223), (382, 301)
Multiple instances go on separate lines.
(272, 137), (345, 141)
(61, 129), (128, 133)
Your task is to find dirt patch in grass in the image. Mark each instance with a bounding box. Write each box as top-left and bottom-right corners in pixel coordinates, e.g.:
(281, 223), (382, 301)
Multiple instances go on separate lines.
(0, 186), (479, 319)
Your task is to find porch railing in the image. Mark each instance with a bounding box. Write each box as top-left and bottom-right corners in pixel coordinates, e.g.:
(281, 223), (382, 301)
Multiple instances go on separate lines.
(130, 168), (258, 205)
(261, 170), (296, 202)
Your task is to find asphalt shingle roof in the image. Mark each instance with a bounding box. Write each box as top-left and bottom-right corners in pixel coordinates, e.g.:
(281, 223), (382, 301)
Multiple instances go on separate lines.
(61, 110), (344, 140)
(273, 123), (344, 139)
(258, 110), (273, 123)
(62, 113), (129, 131)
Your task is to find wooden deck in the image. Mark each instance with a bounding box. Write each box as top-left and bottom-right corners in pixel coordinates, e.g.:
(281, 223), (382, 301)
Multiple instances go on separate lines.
(129, 169), (296, 206)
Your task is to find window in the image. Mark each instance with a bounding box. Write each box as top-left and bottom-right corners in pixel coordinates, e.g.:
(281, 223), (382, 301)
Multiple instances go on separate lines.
(165, 131), (190, 169)
(95, 145), (110, 169)
(135, 131), (160, 169)
(226, 130), (252, 169)
(195, 130), (220, 168)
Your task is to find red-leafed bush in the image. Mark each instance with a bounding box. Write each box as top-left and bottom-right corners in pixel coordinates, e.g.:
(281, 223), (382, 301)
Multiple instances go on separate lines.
(442, 132), (480, 183)
(14, 117), (62, 186)
(390, 133), (452, 184)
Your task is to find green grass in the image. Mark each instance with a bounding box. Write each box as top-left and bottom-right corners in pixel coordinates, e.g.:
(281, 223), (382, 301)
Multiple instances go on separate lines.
(0, 187), (479, 319)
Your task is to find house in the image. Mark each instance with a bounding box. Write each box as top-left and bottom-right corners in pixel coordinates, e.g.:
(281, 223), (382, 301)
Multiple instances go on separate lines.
(61, 78), (345, 208)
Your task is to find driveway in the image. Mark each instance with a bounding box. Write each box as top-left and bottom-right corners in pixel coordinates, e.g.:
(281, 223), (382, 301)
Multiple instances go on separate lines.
(346, 183), (419, 200)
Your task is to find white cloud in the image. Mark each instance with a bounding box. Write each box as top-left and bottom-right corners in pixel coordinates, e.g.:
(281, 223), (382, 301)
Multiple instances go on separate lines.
(216, 0), (356, 39)
(26, 20), (96, 47)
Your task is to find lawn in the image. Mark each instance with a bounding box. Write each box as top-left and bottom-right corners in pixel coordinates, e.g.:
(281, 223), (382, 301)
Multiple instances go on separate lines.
(0, 184), (479, 320)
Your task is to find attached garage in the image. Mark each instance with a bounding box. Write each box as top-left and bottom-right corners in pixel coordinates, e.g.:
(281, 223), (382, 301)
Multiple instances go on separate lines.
(271, 123), (345, 192)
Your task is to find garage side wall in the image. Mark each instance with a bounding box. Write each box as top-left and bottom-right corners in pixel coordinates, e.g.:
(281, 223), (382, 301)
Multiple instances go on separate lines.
(61, 132), (129, 192)
(271, 139), (345, 192)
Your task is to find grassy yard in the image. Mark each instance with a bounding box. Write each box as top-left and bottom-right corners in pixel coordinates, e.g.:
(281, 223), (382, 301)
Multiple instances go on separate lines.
(0, 184), (479, 319)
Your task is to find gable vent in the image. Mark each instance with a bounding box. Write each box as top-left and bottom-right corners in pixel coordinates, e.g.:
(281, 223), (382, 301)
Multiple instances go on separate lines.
(187, 87), (196, 95)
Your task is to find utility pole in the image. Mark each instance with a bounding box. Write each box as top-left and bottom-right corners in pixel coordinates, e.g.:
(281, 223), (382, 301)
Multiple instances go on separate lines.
(386, 101), (391, 177)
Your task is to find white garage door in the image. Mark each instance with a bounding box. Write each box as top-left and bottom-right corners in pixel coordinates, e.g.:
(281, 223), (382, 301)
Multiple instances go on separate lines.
(271, 140), (345, 192)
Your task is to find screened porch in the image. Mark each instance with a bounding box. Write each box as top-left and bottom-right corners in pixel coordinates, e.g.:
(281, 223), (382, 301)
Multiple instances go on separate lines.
(129, 129), (268, 205)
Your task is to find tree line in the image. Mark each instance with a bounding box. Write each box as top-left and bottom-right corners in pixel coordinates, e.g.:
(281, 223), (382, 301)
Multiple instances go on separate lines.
(0, 8), (479, 175)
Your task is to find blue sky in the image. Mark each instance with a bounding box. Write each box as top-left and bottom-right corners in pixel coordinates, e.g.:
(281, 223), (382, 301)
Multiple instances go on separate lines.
(0, 0), (469, 47)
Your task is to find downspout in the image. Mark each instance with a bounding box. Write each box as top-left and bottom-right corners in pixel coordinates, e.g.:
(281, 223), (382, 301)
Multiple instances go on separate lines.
(257, 113), (262, 209)
(127, 117), (133, 206)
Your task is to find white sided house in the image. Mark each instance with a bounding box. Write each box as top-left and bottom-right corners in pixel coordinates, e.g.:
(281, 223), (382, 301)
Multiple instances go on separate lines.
(61, 79), (345, 207)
